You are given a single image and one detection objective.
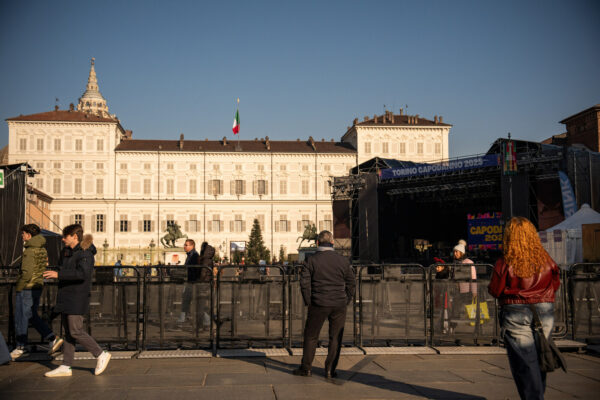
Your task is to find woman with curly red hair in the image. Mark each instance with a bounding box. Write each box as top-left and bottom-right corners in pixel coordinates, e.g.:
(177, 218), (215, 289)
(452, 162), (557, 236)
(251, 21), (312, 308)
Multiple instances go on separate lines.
(488, 217), (560, 400)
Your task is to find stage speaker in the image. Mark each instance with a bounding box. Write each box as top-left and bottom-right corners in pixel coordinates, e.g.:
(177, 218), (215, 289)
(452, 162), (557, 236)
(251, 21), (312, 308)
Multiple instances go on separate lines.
(358, 173), (379, 263)
(501, 174), (530, 220)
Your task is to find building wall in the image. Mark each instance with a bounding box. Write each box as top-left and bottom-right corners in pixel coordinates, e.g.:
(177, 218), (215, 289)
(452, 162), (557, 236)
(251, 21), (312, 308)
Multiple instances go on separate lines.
(565, 109), (600, 152)
(352, 125), (450, 165)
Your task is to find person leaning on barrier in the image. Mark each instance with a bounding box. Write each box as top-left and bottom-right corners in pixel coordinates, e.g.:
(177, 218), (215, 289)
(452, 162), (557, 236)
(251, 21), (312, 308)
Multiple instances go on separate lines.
(293, 230), (355, 378)
(42, 225), (111, 377)
(11, 224), (63, 361)
(488, 217), (560, 400)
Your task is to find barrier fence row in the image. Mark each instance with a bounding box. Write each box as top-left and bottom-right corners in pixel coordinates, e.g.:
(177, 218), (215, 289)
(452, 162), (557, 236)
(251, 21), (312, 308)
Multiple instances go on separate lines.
(0, 263), (598, 353)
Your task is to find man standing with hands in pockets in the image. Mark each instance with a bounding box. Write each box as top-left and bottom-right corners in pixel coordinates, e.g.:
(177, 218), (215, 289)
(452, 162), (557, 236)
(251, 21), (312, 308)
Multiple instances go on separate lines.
(293, 230), (355, 378)
(42, 224), (111, 377)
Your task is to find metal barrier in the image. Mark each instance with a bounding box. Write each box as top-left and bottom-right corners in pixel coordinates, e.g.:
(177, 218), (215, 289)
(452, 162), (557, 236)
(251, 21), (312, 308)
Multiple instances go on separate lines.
(0, 266), (141, 349)
(216, 265), (286, 349)
(552, 269), (569, 338)
(142, 265), (213, 350)
(288, 264), (357, 348)
(569, 263), (600, 341)
(429, 263), (499, 345)
(358, 264), (428, 346)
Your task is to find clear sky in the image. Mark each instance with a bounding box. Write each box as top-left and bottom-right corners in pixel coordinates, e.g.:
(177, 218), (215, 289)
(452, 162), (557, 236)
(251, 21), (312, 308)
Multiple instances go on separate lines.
(1, 0), (598, 158)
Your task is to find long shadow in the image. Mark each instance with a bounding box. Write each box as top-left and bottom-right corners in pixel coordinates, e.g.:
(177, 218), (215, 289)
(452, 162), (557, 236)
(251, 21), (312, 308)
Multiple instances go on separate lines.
(236, 354), (486, 399)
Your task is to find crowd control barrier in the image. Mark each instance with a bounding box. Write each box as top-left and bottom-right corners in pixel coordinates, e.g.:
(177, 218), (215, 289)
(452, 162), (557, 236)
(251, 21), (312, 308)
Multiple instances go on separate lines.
(288, 265), (357, 348)
(569, 263), (600, 341)
(142, 265), (213, 350)
(1, 266), (141, 350)
(216, 265), (286, 350)
(358, 264), (428, 346)
(429, 264), (499, 345)
(2, 261), (598, 352)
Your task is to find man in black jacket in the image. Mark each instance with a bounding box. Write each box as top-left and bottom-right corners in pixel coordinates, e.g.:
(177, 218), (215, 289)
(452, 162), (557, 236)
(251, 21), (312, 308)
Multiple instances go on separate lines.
(177, 239), (200, 323)
(293, 230), (355, 378)
(42, 224), (111, 377)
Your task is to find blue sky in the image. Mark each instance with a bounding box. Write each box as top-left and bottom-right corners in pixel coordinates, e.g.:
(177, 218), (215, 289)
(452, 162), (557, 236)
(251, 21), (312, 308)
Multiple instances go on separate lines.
(1, 0), (598, 157)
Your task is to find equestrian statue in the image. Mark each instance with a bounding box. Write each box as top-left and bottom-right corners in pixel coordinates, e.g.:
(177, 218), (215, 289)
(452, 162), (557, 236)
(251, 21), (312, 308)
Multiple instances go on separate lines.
(160, 222), (188, 248)
(297, 224), (318, 248)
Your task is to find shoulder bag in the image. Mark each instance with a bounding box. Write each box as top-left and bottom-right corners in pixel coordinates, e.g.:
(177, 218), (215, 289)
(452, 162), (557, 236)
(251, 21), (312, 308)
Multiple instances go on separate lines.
(529, 304), (567, 373)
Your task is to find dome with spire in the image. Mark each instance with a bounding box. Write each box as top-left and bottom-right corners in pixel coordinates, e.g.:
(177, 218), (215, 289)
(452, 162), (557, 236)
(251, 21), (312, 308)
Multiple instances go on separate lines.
(77, 58), (111, 117)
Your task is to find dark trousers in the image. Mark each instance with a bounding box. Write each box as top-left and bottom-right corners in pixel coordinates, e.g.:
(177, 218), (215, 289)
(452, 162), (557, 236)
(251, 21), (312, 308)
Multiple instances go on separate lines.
(61, 314), (103, 367)
(301, 304), (346, 373)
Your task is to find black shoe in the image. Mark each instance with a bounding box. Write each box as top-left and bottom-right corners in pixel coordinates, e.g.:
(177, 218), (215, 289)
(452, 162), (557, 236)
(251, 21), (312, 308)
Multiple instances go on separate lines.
(325, 371), (338, 378)
(292, 368), (312, 377)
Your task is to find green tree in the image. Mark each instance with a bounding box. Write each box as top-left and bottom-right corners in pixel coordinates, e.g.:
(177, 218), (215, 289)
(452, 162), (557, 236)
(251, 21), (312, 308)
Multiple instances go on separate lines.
(279, 246), (286, 264)
(246, 218), (269, 264)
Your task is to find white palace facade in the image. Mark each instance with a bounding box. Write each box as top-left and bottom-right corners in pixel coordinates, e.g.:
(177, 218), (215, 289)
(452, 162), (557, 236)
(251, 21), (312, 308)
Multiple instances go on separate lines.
(6, 59), (452, 262)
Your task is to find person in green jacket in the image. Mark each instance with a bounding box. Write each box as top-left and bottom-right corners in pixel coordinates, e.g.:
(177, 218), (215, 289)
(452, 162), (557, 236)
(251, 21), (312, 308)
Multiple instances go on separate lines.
(10, 224), (63, 360)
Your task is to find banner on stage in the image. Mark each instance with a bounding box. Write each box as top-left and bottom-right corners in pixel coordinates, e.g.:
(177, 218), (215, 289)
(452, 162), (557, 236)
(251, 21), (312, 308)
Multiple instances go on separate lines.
(467, 212), (504, 250)
(380, 154), (500, 180)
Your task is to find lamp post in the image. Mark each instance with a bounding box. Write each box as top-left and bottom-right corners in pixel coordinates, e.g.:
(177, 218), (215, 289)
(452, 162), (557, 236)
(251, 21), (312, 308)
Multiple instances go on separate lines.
(102, 239), (109, 265)
(149, 238), (156, 265)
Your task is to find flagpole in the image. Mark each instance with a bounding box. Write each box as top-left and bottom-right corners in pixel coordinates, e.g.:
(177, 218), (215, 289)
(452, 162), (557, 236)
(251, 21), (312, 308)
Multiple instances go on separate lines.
(236, 98), (240, 151)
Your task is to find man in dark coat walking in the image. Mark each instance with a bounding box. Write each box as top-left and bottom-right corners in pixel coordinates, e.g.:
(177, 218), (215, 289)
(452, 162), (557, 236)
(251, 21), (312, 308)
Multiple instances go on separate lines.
(43, 224), (111, 377)
(177, 239), (200, 323)
(293, 230), (355, 378)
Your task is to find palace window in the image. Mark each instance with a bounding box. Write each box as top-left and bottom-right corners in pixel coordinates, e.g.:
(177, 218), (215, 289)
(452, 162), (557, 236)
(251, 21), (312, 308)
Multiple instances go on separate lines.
(74, 179), (82, 195)
(75, 139), (82, 151)
(166, 179), (174, 195)
(143, 179), (151, 194)
(54, 139), (61, 151)
(119, 215), (129, 232)
(96, 179), (103, 194)
(120, 179), (127, 194)
(53, 178), (61, 194)
(279, 180), (287, 195)
(97, 139), (103, 151)
(74, 214), (83, 225)
(417, 142), (424, 155)
(435, 143), (441, 154)
(19, 138), (27, 151)
(382, 142), (389, 154)
(37, 138), (44, 151)
(233, 180), (246, 195)
(189, 179), (197, 194)
(95, 214), (105, 233)
(302, 180), (309, 195)
(256, 180), (267, 195)
(143, 215), (152, 232)
(364, 142), (371, 154)
(399, 142), (406, 155)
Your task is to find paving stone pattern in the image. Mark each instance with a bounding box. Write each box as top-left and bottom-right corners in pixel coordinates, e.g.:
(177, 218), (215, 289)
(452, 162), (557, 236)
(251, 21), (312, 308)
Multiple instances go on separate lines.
(1, 352), (599, 399)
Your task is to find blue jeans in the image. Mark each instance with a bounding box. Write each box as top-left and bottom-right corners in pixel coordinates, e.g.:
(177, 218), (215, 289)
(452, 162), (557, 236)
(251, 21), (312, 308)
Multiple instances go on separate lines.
(500, 302), (554, 400)
(15, 289), (54, 347)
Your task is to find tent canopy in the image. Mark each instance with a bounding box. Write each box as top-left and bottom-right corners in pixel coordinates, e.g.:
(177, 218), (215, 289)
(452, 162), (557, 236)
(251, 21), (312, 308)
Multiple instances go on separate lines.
(546, 204), (600, 231)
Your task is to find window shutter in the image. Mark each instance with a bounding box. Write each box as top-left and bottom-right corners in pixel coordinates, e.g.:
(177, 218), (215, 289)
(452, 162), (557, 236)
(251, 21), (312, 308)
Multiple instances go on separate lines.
(150, 221), (154, 232)
(138, 220), (143, 232)
(242, 180), (246, 194)
(128, 220), (132, 232)
(287, 221), (291, 232)
(70, 215), (75, 224)
(207, 221), (212, 232)
(274, 221), (279, 232)
(242, 221), (246, 232)
(319, 221), (323, 231)
(252, 180), (257, 195)
(230, 180), (235, 195)
(297, 221), (302, 232)
(161, 220), (166, 232)
(185, 221), (189, 232)
(265, 182), (268, 195)
(91, 216), (96, 233)
(229, 220), (234, 232)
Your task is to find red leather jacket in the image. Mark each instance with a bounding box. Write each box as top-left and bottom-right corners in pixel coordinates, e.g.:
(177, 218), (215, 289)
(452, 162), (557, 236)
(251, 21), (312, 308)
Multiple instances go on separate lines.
(488, 257), (560, 305)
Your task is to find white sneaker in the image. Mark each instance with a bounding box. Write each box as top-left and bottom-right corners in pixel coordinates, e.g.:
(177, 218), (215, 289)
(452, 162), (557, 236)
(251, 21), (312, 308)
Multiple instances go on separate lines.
(10, 347), (26, 360)
(45, 365), (72, 377)
(95, 351), (111, 375)
(48, 337), (64, 355)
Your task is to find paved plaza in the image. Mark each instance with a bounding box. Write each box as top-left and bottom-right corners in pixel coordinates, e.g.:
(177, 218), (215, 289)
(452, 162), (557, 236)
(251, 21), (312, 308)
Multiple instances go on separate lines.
(1, 350), (599, 399)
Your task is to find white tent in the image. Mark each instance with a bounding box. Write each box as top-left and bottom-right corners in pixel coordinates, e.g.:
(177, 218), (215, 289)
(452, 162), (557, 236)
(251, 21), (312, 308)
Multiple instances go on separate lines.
(539, 204), (600, 266)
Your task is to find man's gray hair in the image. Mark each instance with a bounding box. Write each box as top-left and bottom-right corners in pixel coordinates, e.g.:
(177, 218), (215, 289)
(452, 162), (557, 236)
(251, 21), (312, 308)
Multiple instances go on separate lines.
(317, 230), (333, 244)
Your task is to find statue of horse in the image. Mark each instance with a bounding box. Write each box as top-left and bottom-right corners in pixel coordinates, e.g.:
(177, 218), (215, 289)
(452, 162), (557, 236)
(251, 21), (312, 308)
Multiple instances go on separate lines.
(297, 224), (318, 248)
(160, 223), (188, 248)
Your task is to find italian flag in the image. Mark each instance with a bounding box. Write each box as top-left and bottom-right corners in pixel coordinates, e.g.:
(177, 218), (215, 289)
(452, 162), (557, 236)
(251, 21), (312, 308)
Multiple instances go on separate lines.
(232, 109), (240, 134)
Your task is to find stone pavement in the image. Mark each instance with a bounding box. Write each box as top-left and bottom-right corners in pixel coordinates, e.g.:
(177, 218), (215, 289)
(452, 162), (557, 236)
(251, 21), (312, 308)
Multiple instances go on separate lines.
(1, 352), (599, 399)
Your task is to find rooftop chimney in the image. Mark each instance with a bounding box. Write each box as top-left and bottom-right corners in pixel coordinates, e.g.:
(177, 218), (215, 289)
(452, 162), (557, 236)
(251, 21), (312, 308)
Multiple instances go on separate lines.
(69, 103), (74, 111)
(124, 130), (133, 139)
(353, 118), (358, 125)
(434, 115), (438, 124)
(364, 116), (369, 121)
(399, 108), (403, 116)
(265, 136), (270, 150)
(439, 116), (443, 123)
(222, 136), (228, 146)
(179, 133), (184, 150)
(54, 105), (59, 111)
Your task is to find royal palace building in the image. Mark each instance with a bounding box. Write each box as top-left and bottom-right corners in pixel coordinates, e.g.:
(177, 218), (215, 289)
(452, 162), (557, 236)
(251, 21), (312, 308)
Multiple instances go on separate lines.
(6, 59), (452, 263)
